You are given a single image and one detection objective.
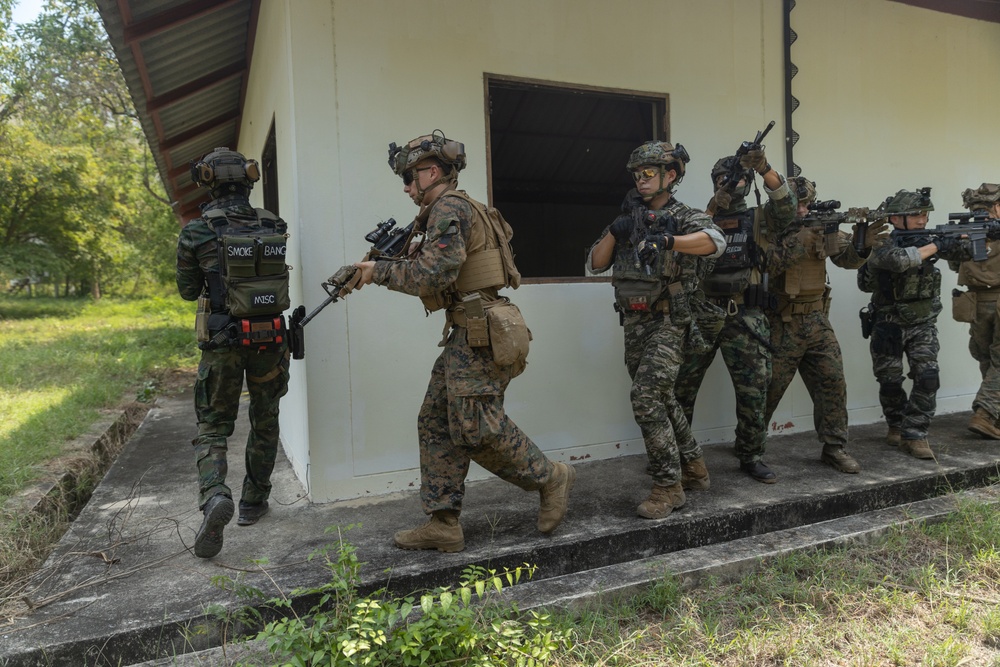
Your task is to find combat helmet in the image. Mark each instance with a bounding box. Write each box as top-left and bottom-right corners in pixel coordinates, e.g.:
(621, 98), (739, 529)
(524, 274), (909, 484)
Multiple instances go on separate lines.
(626, 141), (689, 200)
(388, 129), (466, 178)
(190, 147), (260, 194)
(961, 183), (1000, 212)
(882, 187), (934, 215)
(789, 176), (817, 205)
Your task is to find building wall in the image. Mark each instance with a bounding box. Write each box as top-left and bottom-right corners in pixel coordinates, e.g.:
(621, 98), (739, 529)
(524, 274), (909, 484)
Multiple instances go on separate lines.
(241, 0), (1000, 502)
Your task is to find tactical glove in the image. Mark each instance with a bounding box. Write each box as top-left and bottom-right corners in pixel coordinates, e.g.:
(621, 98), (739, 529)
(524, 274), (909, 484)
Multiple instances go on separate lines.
(855, 220), (890, 250)
(608, 215), (634, 243)
(739, 148), (769, 175)
(709, 189), (733, 212)
(637, 233), (672, 266)
(933, 235), (960, 256)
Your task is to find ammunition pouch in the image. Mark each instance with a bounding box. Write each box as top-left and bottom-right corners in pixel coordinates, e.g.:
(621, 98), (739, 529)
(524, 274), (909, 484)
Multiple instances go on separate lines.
(952, 288), (977, 324)
(195, 295), (211, 343)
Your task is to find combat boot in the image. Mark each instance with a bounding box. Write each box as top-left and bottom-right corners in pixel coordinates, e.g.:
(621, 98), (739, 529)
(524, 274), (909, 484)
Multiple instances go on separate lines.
(900, 439), (934, 460)
(680, 457), (711, 490)
(538, 462), (576, 533)
(968, 408), (1000, 440)
(637, 482), (685, 520)
(886, 427), (902, 447)
(820, 445), (860, 474)
(394, 510), (464, 553)
(194, 494), (234, 559)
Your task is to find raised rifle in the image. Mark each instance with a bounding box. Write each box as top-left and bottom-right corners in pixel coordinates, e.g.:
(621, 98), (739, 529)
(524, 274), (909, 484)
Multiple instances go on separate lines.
(708, 121), (776, 217)
(288, 217), (417, 359)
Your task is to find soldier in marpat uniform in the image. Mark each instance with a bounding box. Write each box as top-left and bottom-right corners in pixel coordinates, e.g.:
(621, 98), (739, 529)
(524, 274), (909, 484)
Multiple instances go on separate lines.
(949, 183), (1000, 439)
(343, 131), (574, 552)
(587, 141), (725, 519)
(176, 148), (291, 558)
(763, 177), (888, 474)
(859, 188), (971, 460)
(674, 145), (797, 483)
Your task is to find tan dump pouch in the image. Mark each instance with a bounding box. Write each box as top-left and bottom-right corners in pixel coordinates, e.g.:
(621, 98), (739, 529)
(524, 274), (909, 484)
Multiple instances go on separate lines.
(455, 248), (506, 293)
(952, 289), (977, 323)
(487, 301), (531, 374)
(420, 292), (451, 313)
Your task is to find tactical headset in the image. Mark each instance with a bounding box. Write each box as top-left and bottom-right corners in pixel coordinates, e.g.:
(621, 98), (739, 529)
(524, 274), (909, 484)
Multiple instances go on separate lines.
(190, 147), (261, 188)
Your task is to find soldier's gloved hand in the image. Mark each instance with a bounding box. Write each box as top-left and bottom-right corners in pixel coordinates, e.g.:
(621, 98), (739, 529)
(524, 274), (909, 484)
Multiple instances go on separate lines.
(855, 221), (890, 250)
(739, 148), (769, 175)
(608, 215), (634, 243)
(637, 233), (672, 265)
(986, 220), (1000, 240)
(932, 235), (961, 256)
(709, 188), (733, 212)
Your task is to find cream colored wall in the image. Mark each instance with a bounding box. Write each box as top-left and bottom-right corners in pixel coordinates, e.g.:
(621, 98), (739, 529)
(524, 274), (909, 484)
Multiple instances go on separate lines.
(242, 0), (1000, 502)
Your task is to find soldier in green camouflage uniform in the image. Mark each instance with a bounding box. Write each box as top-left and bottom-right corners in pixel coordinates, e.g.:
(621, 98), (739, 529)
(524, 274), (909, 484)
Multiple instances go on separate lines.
(948, 184), (1000, 439)
(345, 131), (574, 552)
(763, 177), (889, 474)
(587, 141), (725, 519)
(674, 145), (797, 483)
(859, 187), (971, 460)
(175, 148), (290, 558)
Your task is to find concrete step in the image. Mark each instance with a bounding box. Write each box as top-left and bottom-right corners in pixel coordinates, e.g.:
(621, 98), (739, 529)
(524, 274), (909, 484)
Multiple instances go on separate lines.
(2, 388), (998, 667)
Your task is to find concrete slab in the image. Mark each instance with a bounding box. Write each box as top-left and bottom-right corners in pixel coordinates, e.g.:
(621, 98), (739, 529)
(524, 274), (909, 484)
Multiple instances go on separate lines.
(2, 386), (999, 667)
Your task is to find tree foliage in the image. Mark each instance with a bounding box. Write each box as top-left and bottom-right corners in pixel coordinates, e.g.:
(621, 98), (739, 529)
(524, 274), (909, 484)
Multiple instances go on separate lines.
(0, 0), (178, 298)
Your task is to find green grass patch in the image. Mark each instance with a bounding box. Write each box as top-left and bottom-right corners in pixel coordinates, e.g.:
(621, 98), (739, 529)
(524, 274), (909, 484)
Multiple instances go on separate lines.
(0, 294), (199, 502)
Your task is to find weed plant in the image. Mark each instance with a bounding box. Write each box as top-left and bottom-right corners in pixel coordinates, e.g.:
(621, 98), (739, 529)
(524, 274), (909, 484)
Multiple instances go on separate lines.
(218, 526), (571, 666)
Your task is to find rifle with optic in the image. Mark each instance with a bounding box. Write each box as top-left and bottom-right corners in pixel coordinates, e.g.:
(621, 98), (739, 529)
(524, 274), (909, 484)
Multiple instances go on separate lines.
(288, 218), (417, 359)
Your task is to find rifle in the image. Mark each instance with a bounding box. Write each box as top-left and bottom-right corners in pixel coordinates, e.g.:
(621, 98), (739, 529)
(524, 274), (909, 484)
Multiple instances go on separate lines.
(288, 217), (417, 359)
(800, 199), (848, 257)
(889, 217), (1000, 263)
(707, 120), (776, 216)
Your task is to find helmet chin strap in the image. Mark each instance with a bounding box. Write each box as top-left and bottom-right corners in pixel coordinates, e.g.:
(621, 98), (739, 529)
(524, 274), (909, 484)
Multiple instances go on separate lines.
(641, 167), (670, 202)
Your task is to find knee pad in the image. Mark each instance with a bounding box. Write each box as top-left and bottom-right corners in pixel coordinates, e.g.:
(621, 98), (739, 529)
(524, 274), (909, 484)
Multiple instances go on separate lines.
(879, 381), (904, 399)
(917, 368), (940, 392)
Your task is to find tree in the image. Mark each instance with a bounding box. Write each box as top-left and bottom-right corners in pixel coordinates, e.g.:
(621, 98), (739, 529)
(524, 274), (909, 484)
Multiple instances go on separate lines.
(0, 0), (179, 298)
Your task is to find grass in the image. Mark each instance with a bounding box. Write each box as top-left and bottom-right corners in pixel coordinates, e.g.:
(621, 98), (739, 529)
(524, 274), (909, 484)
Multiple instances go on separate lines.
(0, 293), (199, 606)
(0, 293), (199, 502)
(549, 498), (1000, 666)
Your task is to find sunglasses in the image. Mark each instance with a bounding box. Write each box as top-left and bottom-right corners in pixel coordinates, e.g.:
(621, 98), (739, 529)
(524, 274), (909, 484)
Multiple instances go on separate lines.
(402, 166), (433, 186)
(632, 167), (660, 182)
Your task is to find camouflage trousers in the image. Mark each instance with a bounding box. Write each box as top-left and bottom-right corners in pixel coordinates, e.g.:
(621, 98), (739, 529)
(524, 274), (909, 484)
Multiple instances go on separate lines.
(622, 314), (701, 486)
(417, 327), (553, 514)
(192, 345), (289, 509)
(765, 310), (849, 447)
(968, 296), (1000, 419)
(870, 318), (939, 440)
(675, 307), (772, 463)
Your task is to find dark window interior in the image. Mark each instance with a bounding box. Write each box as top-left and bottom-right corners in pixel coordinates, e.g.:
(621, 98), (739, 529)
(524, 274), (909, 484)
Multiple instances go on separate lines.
(486, 77), (667, 280)
(262, 119), (279, 215)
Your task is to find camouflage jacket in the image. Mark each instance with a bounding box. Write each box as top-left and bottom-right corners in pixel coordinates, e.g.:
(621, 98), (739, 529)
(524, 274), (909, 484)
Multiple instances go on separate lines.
(370, 193), (476, 299)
